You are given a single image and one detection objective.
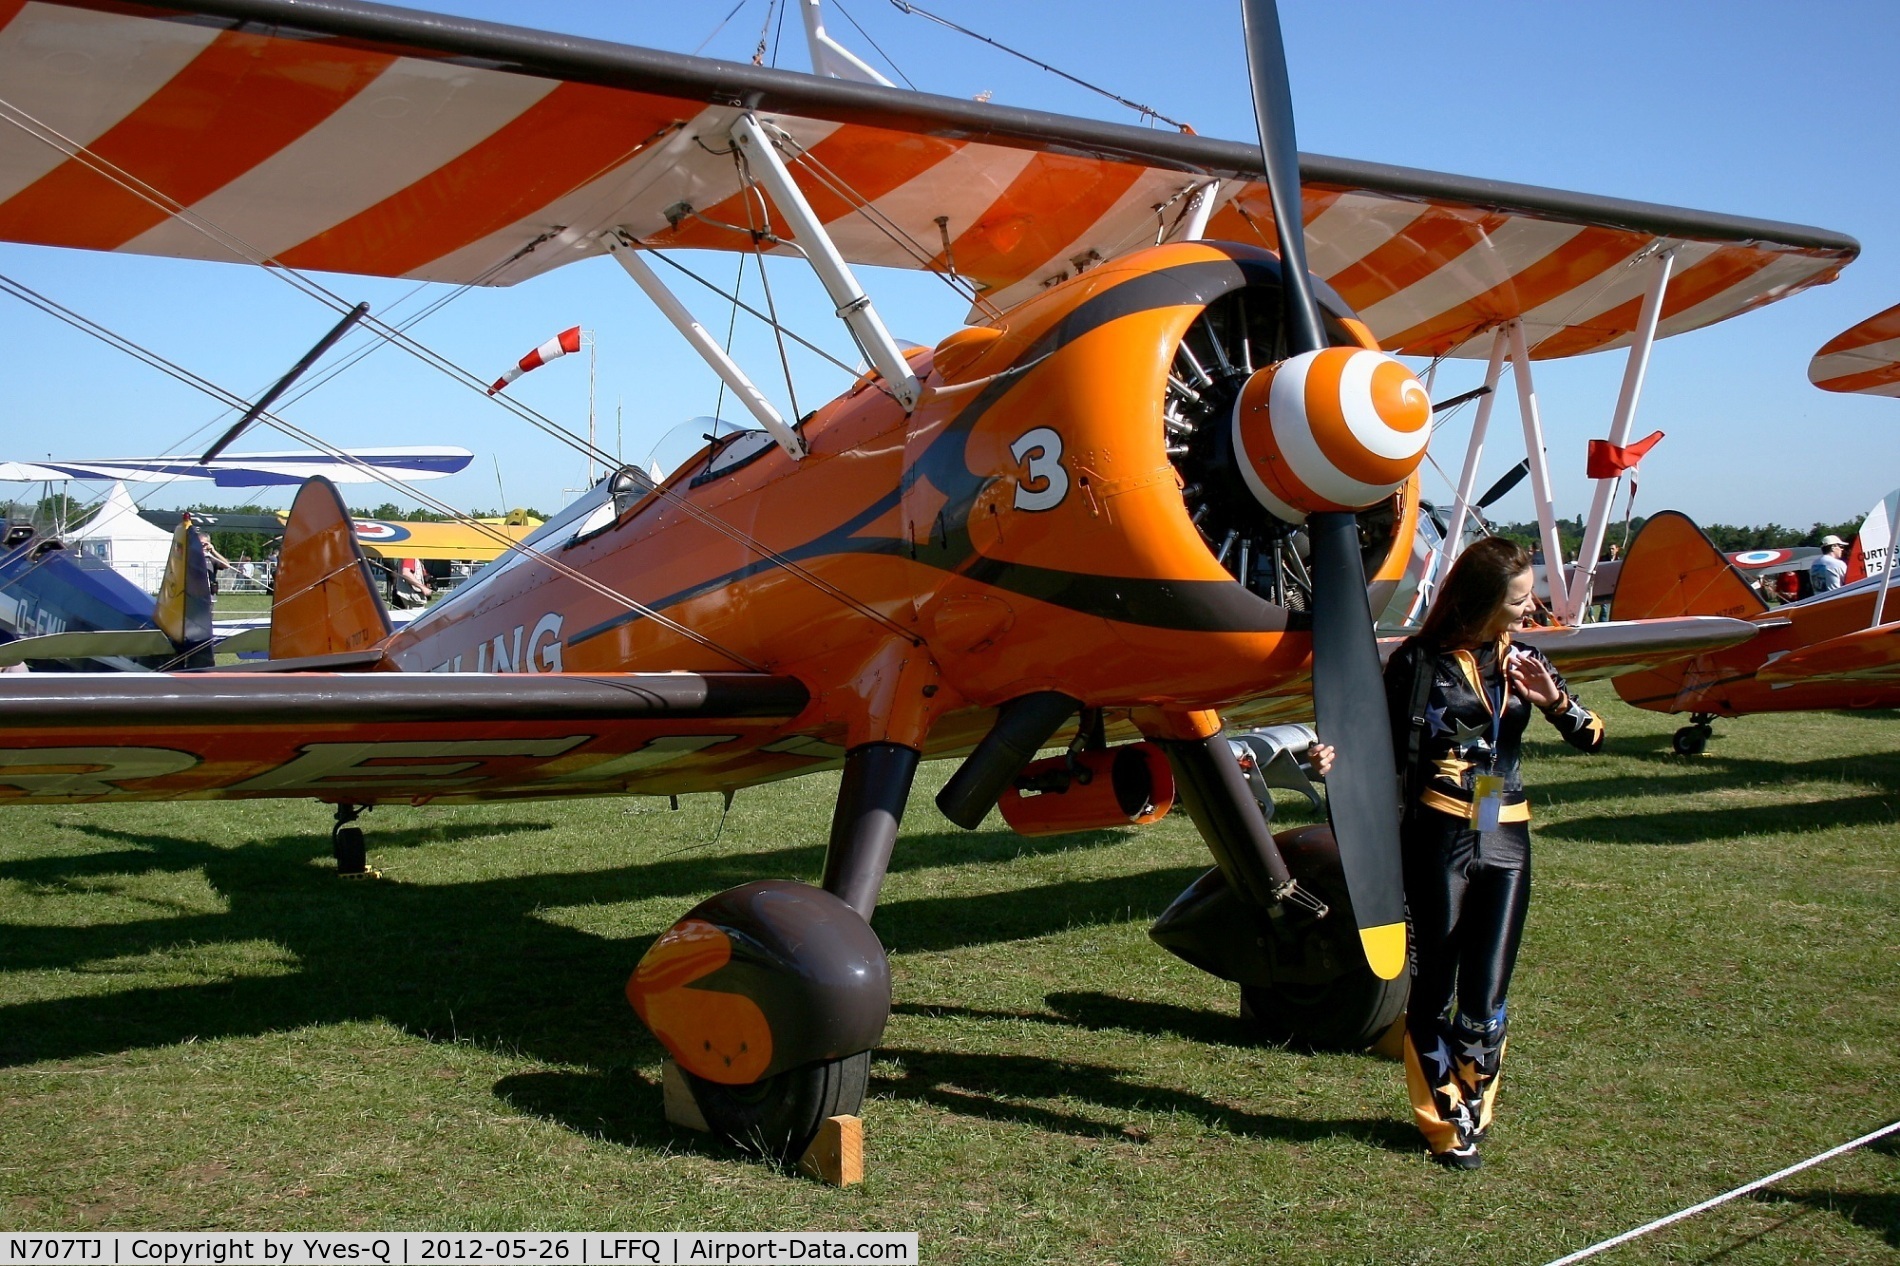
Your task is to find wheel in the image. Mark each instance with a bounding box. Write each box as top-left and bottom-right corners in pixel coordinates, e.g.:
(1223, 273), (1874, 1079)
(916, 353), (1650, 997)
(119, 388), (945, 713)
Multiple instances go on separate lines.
(1241, 961), (1408, 1052)
(1238, 828), (1409, 1052)
(332, 825), (367, 875)
(683, 1050), (871, 1164)
(1672, 724), (1710, 756)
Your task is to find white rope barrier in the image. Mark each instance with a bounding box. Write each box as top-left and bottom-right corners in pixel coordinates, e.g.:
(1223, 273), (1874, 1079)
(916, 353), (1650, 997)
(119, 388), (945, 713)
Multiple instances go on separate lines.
(1543, 1119), (1900, 1265)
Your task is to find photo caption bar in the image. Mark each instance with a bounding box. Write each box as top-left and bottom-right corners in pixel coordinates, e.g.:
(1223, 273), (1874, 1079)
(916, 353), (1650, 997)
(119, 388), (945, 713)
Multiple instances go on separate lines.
(0, 1235), (917, 1266)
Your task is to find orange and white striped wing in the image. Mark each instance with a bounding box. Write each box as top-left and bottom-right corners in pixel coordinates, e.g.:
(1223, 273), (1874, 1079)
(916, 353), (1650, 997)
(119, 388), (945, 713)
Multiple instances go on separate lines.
(1810, 302), (1900, 397)
(0, 0), (1858, 360)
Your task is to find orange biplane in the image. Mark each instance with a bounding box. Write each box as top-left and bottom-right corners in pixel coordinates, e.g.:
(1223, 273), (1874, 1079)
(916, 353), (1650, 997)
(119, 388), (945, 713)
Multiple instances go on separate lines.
(1611, 302), (1900, 754)
(0, 0), (1842, 1160)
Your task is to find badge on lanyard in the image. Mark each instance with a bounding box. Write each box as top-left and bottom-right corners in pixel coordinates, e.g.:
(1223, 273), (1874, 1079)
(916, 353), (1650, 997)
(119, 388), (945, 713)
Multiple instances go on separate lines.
(1471, 773), (1504, 830)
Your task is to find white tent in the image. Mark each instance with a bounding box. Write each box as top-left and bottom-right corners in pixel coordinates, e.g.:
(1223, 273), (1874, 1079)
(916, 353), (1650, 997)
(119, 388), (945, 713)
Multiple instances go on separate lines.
(68, 481), (173, 594)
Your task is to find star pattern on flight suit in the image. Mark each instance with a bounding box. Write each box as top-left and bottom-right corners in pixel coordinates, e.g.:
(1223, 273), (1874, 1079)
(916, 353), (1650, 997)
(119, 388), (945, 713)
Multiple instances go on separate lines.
(1452, 718), (1494, 762)
(1431, 753), (1474, 783)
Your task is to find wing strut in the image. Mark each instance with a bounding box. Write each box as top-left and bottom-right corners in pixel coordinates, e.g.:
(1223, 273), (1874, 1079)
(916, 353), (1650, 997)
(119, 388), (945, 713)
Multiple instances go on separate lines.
(609, 239), (805, 459)
(1569, 247), (1675, 615)
(730, 114), (922, 411)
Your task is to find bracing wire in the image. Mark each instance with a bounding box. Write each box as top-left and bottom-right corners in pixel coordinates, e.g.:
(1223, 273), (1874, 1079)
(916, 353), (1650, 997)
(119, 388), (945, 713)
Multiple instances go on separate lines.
(885, 0), (1194, 131)
(643, 247), (858, 375)
(735, 165), (805, 425)
(695, 0), (751, 55)
(762, 123), (998, 319)
(0, 271), (768, 670)
(828, 0), (917, 89)
(0, 93), (922, 648)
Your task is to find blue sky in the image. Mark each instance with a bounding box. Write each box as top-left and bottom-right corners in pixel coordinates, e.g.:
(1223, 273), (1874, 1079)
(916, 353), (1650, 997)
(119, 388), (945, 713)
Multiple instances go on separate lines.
(4, 0), (1897, 530)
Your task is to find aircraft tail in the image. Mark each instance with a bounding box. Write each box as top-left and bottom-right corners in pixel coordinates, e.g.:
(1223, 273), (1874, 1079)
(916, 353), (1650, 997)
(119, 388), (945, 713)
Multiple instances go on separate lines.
(153, 516), (215, 668)
(1845, 486), (1899, 583)
(270, 476), (392, 660)
(1610, 510), (1764, 711)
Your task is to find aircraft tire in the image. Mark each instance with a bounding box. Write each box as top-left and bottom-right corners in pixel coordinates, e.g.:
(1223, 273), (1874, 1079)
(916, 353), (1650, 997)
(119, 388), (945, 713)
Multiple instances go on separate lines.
(1239, 828), (1409, 1052)
(1240, 961), (1408, 1053)
(332, 825), (368, 875)
(1672, 725), (1710, 756)
(683, 1050), (871, 1165)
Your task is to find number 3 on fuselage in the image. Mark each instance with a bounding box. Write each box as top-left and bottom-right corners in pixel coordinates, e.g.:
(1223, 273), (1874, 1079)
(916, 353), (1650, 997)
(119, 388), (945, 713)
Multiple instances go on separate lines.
(1010, 427), (1068, 512)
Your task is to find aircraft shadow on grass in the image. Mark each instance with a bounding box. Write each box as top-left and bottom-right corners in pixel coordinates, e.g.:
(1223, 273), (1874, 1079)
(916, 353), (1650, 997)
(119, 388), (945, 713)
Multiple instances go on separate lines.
(1753, 1186), (1900, 1252)
(865, 1046), (1413, 1151)
(0, 817), (1279, 1153)
(1517, 745), (1900, 846)
(892, 992), (1257, 1050)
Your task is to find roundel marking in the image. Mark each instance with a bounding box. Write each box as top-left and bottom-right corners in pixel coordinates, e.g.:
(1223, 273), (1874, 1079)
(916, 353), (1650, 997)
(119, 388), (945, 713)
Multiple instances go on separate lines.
(1733, 549), (1789, 567)
(353, 520), (411, 543)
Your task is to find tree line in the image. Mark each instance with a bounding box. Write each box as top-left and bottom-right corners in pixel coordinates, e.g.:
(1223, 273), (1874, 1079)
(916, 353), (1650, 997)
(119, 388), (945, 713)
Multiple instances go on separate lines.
(4, 495), (543, 562)
(1484, 515), (1865, 562)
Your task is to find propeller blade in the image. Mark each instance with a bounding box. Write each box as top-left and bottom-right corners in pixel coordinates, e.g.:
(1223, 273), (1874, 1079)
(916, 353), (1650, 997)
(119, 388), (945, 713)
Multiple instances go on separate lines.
(1308, 511), (1408, 979)
(1242, 0), (1405, 980)
(1478, 458), (1532, 510)
(1239, 0), (1324, 356)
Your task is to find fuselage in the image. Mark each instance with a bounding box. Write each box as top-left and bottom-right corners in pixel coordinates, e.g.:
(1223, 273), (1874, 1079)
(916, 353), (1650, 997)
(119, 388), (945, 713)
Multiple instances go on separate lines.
(388, 241), (1415, 767)
(1617, 574), (1900, 716)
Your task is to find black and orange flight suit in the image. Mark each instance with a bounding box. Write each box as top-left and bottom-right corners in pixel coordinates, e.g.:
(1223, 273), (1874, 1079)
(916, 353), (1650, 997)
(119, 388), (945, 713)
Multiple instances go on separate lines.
(1383, 633), (1604, 1157)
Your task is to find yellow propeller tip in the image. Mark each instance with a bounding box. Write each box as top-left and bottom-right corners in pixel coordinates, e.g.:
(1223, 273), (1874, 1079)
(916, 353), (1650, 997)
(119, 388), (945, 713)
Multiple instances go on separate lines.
(1360, 922), (1408, 981)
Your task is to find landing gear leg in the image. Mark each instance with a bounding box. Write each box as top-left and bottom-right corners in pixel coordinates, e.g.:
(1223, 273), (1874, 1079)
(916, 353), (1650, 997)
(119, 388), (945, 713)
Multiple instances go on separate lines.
(1151, 735), (1403, 1051)
(822, 741), (921, 919)
(331, 803), (371, 876)
(1155, 733), (1316, 912)
(1673, 713), (1716, 756)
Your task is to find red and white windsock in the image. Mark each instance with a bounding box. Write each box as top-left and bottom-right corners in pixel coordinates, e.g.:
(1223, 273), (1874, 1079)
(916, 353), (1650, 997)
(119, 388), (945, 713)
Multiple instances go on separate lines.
(488, 326), (582, 395)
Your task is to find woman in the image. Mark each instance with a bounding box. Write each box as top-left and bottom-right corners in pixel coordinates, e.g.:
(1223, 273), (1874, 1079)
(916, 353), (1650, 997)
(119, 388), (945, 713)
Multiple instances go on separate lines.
(1383, 537), (1604, 1169)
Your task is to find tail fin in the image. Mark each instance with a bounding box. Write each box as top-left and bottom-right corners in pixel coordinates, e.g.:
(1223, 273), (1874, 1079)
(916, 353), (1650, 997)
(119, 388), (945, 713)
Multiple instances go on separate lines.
(1847, 486), (1900, 583)
(153, 516), (215, 668)
(1610, 511), (1767, 621)
(270, 476), (392, 660)
(1611, 510), (1764, 711)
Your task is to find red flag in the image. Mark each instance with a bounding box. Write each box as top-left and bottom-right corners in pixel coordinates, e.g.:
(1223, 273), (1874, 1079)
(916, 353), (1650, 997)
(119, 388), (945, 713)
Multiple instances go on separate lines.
(1586, 429), (1664, 479)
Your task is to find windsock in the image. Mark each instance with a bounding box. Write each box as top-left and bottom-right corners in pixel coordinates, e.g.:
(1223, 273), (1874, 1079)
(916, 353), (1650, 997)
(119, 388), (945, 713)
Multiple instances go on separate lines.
(488, 327), (581, 395)
(1585, 429), (1664, 479)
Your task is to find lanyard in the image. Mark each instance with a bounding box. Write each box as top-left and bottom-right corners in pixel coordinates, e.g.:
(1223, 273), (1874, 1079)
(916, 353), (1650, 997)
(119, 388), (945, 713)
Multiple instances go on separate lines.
(1482, 646), (1509, 769)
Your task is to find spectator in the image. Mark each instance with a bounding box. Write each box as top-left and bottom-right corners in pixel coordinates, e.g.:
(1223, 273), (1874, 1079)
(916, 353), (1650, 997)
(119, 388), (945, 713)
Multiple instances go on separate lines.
(1810, 535), (1848, 593)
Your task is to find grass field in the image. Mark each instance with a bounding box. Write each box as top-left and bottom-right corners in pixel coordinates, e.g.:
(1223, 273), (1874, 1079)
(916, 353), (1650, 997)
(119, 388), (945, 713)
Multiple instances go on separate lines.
(0, 684), (1894, 1262)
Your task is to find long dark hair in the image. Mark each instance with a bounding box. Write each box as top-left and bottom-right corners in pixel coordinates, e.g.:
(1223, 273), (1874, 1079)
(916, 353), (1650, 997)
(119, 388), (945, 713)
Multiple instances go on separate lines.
(1418, 536), (1533, 649)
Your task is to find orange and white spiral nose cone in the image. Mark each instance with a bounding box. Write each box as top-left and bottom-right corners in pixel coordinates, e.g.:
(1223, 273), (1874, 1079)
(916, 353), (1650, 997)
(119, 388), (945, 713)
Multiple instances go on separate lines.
(1231, 347), (1431, 523)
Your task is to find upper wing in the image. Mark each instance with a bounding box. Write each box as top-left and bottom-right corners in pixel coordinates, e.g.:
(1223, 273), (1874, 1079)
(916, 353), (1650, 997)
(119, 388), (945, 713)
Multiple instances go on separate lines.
(0, 670), (826, 804)
(1810, 302), (1900, 396)
(0, 0), (1856, 359)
